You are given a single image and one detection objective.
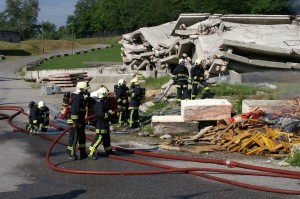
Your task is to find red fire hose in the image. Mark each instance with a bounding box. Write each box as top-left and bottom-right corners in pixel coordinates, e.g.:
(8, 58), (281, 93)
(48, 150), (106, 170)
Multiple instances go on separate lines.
(1, 105), (300, 195)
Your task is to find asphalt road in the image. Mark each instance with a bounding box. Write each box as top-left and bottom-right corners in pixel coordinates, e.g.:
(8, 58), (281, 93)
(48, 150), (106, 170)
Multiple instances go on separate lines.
(0, 54), (299, 199)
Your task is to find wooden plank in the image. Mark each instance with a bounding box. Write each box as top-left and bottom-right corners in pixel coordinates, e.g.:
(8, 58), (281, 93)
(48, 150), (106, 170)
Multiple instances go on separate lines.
(222, 131), (250, 148)
(192, 126), (213, 140)
(48, 72), (87, 78)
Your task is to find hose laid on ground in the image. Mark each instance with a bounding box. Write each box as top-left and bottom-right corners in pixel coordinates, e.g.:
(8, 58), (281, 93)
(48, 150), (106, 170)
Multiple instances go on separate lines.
(1, 105), (300, 195)
(153, 78), (192, 103)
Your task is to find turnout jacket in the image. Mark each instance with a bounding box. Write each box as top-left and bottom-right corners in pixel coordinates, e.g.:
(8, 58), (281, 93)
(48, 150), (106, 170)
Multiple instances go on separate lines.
(39, 106), (50, 122)
(68, 92), (86, 124)
(191, 64), (205, 81)
(29, 105), (40, 126)
(93, 99), (109, 130)
(172, 64), (189, 82)
(129, 85), (143, 107)
(115, 85), (129, 105)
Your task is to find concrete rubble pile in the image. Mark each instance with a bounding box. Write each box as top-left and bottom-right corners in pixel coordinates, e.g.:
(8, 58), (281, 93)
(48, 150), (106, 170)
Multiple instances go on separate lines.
(155, 99), (300, 158)
(120, 14), (300, 78)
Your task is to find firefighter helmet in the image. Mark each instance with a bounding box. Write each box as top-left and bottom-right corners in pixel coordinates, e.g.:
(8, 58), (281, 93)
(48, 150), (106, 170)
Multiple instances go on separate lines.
(38, 101), (45, 109)
(179, 58), (185, 65)
(97, 87), (108, 99)
(130, 78), (139, 85)
(118, 79), (126, 86)
(76, 81), (88, 93)
(28, 101), (35, 108)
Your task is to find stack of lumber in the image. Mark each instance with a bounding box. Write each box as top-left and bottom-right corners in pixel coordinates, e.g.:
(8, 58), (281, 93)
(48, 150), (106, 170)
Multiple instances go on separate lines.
(48, 72), (89, 87)
(159, 118), (300, 158)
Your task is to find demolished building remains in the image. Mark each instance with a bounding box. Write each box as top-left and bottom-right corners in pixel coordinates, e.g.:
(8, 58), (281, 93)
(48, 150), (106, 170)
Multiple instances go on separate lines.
(120, 14), (300, 78)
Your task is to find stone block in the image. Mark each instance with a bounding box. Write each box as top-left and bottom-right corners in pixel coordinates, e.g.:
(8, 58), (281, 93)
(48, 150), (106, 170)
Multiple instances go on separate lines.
(181, 99), (232, 121)
(151, 115), (199, 135)
(242, 100), (287, 114)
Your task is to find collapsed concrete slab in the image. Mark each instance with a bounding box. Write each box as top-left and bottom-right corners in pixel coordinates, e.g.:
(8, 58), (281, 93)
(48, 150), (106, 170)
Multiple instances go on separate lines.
(120, 13), (300, 79)
(181, 99), (232, 121)
(242, 100), (287, 114)
(151, 115), (199, 135)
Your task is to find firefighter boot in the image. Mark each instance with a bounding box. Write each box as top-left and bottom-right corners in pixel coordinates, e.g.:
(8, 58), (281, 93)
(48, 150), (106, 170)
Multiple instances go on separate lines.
(201, 90), (215, 99)
(106, 150), (115, 155)
(79, 148), (88, 160)
(88, 151), (97, 160)
(67, 149), (78, 160)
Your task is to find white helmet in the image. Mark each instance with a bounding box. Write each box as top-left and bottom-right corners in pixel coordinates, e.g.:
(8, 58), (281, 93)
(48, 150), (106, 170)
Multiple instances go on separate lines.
(76, 81), (88, 93)
(97, 87), (108, 99)
(130, 78), (139, 85)
(38, 101), (45, 109)
(179, 58), (185, 65)
(118, 79), (126, 85)
(195, 59), (201, 65)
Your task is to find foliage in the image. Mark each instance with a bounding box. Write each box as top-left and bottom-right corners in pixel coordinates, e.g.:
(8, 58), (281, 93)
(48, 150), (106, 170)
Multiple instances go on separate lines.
(140, 75), (171, 90)
(0, 0), (295, 40)
(41, 21), (58, 40)
(1, 0), (40, 40)
(65, 0), (293, 37)
(287, 148), (300, 167)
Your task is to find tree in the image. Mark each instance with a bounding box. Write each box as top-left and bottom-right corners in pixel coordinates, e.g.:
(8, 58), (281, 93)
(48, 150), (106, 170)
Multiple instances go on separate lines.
(4, 0), (39, 40)
(42, 21), (58, 40)
(249, 0), (290, 14)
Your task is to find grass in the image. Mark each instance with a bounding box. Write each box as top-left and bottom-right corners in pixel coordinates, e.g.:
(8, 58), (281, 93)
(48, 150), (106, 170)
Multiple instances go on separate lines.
(34, 44), (122, 70)
(0, 36), (122, 58)
(209, 83), (275, 113)
(75, 36), (121, 46)
(140, 75), (171, 90)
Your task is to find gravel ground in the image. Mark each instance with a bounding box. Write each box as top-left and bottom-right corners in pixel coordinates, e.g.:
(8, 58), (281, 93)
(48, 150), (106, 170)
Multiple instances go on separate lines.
(36, 85), (300, 172)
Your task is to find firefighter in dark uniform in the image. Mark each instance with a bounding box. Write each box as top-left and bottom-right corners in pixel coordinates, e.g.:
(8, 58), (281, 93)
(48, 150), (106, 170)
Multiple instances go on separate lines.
(67, 81), (89, 160)
(128, 78), (143, 128)
(190, 59), (214, 99)
(37, 101), (50, 132)
(172, 58), (190, 104)
(85, 92), (96, 125)
(88, 87), (114, 159)
(27, 101), (40, 135)
(115, 79), (129, 127)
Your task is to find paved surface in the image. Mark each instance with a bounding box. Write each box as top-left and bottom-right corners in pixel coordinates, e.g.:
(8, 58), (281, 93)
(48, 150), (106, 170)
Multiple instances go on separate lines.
(0, 54), (299, 199)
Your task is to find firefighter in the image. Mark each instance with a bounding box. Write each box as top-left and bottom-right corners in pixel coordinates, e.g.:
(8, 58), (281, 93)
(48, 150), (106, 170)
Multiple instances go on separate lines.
(115, 79), (129, 127)
(88, 87), (114, 159)
(66, 81), (89, 160)
(85, 91), (96, 125)
(27, 101), (40, 135)
(172, 59), (190, 104)
(128, 78), (143, 128)
(37, 101), (50, 132)
(190, 59), (214, 99)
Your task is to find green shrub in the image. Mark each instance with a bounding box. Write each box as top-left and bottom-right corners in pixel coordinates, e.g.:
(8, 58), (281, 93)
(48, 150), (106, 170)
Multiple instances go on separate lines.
(287, 148), (300, 167)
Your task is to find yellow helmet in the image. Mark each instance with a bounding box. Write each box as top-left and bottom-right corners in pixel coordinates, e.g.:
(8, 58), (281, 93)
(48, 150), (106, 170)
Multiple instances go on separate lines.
(97, 87), (108, 99)
(118, 79), (126, 85)
(130, 78), (139, 85)
(38, 101), (44, 109)
(76, 81), (88, 92)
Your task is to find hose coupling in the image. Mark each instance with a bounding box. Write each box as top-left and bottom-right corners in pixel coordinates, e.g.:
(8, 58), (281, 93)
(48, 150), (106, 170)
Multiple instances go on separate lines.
(225, 160), (235, 168)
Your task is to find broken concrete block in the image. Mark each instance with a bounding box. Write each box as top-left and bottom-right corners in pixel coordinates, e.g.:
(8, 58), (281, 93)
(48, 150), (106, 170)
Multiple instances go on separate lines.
(242, 100), (287, 114)
(181, 99), (232, 121)
(151, 115), (199, 135)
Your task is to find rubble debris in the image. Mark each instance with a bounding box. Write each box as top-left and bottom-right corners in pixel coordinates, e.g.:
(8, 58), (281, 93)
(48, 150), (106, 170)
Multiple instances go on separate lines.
(159, 104), (300, 157)
(120, 14), (300, 78)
